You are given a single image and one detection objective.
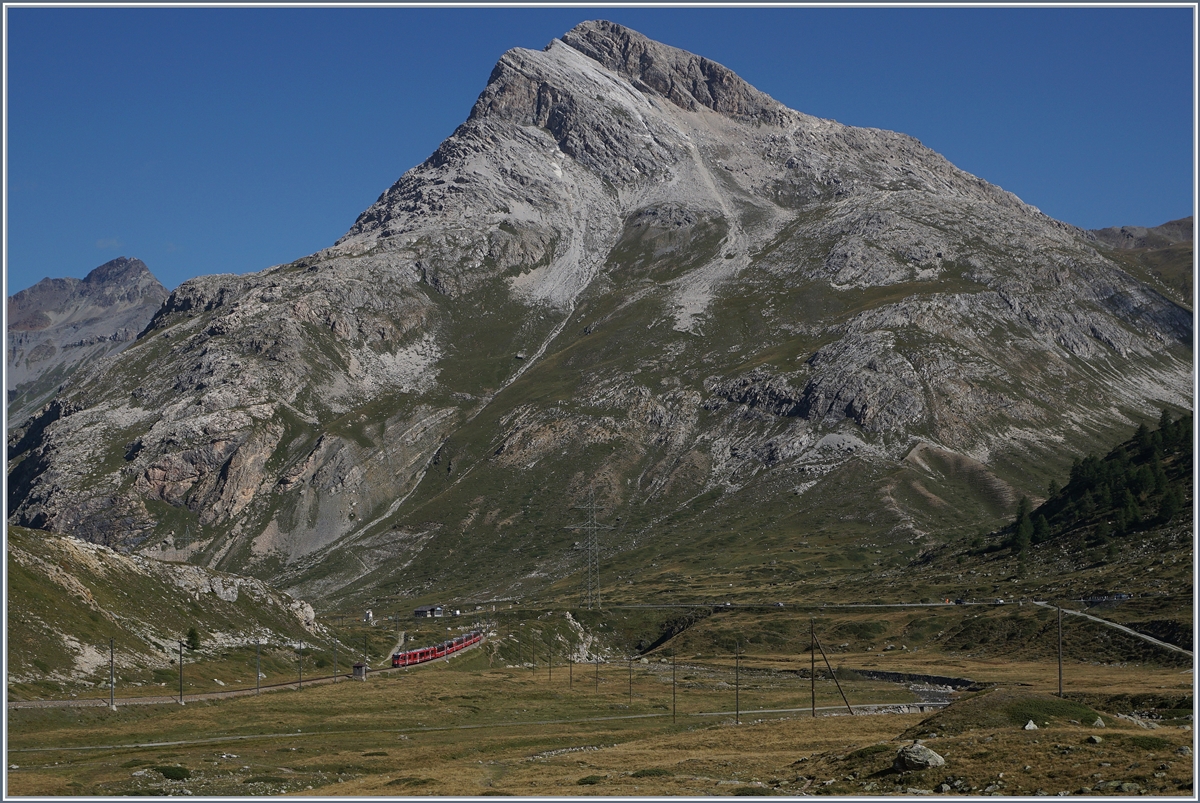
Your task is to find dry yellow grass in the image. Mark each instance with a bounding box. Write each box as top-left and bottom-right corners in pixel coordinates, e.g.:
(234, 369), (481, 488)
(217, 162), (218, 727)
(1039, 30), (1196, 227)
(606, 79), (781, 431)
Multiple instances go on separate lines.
(7, 649), (1193, 797)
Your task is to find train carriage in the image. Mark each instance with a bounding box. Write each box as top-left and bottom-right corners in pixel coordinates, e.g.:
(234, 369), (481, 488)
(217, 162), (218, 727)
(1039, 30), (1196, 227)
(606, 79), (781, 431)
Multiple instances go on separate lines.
(392, 630), (481, 668)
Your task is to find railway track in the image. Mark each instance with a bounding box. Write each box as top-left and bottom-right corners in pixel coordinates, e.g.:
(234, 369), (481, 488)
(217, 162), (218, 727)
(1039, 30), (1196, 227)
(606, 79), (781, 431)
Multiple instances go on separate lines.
(7, 635), (486, 710)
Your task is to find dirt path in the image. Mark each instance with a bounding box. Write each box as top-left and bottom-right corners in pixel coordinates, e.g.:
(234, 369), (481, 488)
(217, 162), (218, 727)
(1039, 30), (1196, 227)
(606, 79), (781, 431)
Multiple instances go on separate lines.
(1032, 601), (1192, 656)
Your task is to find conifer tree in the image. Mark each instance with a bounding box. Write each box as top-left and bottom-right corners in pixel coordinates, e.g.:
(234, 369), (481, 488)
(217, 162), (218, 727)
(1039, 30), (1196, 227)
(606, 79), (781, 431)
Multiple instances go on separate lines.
(186, 627), (201, 651)
(1012, 496), (1033, 555)
(1033, 514), (1050, 543)
(1159, 486), (1183, 523)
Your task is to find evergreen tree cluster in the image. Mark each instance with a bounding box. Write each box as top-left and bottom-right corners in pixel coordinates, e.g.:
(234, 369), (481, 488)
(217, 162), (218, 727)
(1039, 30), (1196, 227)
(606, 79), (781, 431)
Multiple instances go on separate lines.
(1008, 409), (1192, 557)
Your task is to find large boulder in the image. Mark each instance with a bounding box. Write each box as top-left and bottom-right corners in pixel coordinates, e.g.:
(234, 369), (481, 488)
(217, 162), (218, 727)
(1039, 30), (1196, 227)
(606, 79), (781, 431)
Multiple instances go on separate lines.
(893, 743), (946, 772)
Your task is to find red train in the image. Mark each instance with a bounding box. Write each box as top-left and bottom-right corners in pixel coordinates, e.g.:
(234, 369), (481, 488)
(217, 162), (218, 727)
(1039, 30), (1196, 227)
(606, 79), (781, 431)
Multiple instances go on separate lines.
(392, 630), (483, 667)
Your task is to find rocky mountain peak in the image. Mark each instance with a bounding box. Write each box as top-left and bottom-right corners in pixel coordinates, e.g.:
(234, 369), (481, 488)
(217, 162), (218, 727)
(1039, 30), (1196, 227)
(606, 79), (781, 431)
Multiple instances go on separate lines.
(7, 256), (168, 421)
(80, 255), (154, 288)
(559, 20), (784, 123)
(10, 257), (161, 319)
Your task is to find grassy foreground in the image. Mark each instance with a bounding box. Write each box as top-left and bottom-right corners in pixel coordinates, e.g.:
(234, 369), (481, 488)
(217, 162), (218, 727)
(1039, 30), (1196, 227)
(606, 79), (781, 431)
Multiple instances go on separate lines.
(7, 641), (1193, 797)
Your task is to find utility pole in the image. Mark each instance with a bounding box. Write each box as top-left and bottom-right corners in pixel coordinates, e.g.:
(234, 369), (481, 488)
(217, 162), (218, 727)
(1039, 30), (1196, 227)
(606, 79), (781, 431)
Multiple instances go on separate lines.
(735, 644), (741, 725)
(672, 651), (677, 724)
(109, 638), (115, 711)
(1057, 605), (1063, 697)
(178, 641), (185, 705)
(566, 490), (613, 610)
(813, 627), (854, 715)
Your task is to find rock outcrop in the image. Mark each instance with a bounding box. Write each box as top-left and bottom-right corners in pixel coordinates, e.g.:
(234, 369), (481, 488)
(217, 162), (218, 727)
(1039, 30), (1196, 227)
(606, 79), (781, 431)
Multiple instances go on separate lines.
(894, 743), (946, 772)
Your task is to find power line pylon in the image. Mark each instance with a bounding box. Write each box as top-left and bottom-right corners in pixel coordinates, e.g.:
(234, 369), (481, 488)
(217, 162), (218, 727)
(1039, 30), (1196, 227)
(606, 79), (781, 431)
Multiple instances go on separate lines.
(565, 489), (612, 610)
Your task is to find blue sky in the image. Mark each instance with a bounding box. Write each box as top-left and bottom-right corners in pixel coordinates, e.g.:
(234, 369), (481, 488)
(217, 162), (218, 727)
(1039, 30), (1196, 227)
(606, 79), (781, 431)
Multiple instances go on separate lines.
(5, 6), (1194, 295)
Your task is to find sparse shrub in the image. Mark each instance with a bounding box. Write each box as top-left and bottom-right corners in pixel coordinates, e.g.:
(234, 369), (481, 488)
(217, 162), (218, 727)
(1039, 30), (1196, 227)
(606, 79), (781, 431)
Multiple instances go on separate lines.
(153, 765), (191, 781)
(386, 777), (433, 787)
(631, 767), (672, 777)
(733, 786), (773, 795)
(244, 776), (288, 785)
(846, 743), (892, 760)
(1129, 735), (1171, 751)
(1004, 697), (1096, 727)
(577, 775), (605, 785)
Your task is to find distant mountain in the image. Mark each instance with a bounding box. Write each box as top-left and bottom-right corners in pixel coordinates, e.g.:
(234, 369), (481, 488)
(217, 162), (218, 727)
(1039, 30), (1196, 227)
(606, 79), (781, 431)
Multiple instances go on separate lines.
(7, 257), (168, 422)
(1087, 217), (1193, 309)
(1089, 216), (1193, 250)
(7, 22), (1192, 611)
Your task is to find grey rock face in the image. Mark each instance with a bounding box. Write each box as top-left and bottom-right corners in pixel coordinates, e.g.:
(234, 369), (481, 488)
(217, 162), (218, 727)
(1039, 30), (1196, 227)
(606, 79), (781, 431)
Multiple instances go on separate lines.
(560, 20), (785, 123)
(7, 257), (168, 422)
(894, 743), (946, 771)
(5, 22), (1193, 604)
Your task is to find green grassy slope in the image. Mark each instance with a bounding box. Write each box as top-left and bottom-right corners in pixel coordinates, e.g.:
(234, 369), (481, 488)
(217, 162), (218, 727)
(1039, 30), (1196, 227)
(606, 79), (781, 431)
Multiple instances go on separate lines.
(6, 527), (342, 700)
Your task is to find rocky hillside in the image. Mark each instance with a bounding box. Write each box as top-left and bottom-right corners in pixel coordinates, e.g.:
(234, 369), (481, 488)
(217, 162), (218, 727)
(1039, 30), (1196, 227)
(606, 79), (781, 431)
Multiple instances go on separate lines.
(7, 21), (1191, 610)
(7, 525), (321, 694)
(7, 257), (168, 422)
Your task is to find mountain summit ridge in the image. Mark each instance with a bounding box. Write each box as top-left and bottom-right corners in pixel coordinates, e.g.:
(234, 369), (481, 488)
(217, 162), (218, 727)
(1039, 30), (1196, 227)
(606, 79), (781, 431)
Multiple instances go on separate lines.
(557, 20), (785, 122)
(7, 23), (1190, 608)
(7, 256), (168, 422)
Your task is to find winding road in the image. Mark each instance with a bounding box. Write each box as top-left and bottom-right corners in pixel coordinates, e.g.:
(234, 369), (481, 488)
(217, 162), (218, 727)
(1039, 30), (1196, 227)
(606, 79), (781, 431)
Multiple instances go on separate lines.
(1031, 601), (1192, 657)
